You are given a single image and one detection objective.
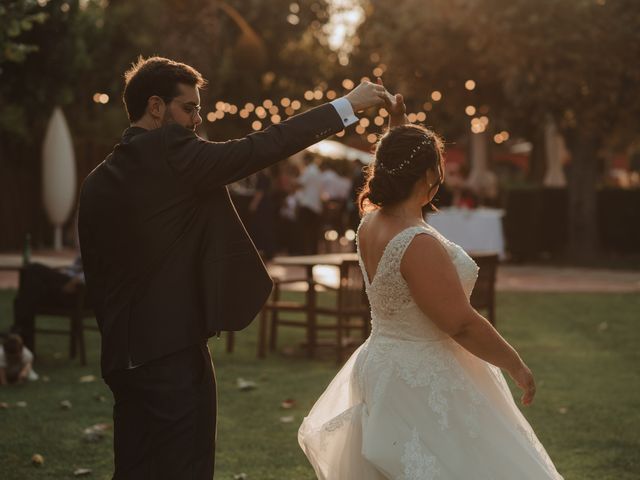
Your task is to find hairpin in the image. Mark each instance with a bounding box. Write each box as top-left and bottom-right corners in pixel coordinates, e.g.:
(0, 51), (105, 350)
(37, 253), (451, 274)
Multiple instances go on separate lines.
(376, 137), (431, 175)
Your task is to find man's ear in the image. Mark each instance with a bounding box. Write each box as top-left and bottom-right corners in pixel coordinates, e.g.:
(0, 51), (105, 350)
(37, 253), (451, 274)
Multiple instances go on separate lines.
(147, 95), (164, 119)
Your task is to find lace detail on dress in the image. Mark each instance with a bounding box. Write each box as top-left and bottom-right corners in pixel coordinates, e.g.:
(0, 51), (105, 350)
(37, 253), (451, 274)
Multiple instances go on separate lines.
(367, 337), (484, 433)
(400, 428), (441, 480)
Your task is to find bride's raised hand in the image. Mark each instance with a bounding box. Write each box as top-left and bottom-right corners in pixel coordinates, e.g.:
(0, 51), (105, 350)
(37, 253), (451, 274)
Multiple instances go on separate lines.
(376, 77), (407, 126)
(509, 363), (536, 406)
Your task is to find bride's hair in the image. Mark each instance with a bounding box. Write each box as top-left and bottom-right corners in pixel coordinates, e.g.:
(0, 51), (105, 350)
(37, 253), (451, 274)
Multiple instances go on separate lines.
(358, 124), (445, 214)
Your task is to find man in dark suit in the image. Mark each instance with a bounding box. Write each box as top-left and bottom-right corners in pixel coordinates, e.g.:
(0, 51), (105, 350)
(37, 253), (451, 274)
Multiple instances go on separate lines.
(78, 56), (389, 479)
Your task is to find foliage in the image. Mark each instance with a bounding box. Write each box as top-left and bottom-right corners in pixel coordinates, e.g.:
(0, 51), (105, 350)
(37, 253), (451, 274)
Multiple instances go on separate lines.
(353, 0), (640, 260)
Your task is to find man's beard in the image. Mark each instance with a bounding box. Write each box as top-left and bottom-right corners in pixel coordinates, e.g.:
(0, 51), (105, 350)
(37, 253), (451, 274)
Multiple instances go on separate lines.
(161, 110), (195, 131)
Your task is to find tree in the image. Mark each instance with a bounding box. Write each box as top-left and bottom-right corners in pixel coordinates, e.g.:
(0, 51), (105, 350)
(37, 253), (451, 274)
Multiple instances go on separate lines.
(352, 0), (640, 262)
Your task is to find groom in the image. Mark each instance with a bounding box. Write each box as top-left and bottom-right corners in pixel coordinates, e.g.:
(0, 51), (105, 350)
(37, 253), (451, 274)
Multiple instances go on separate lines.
(78, 56), (388, 479)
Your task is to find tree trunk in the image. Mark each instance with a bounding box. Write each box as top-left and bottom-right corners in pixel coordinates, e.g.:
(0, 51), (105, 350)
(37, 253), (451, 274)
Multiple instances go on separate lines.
(527, 126), (546, 184)
(564, 130), (600, 263)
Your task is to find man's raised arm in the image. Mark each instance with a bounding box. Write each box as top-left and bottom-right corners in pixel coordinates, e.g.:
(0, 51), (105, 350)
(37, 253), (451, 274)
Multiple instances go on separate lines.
(165, 81), (389, 194)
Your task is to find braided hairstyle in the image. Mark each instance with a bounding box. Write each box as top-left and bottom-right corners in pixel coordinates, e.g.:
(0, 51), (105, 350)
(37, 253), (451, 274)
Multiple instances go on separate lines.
(358, 124), (445, 214)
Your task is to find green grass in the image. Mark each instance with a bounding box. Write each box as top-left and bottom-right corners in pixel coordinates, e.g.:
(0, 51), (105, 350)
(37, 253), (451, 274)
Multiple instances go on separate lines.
(0, 290), (638, 479)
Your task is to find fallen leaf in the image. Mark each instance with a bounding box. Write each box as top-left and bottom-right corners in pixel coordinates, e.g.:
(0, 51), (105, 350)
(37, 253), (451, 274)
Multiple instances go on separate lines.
(0, 402), (9, 409)
(233, 473), (248, 480)
(237, 378), (257, 391)
(83, 423), (111, 443)
(16, 401), (27, 408)
(31, 454), (44, 466)
(79, 375), (97, 383)
(60, 400), (72, 410)
(558, 407), (568, 414)
(73, 468), (92, 476)
(597, 322), (608, 332)
(279, 415), (295, 423)
(281, 399), (296, 409)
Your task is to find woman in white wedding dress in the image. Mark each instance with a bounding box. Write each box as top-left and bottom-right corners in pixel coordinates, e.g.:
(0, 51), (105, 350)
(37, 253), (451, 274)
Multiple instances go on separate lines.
(298, 95), (564, 479)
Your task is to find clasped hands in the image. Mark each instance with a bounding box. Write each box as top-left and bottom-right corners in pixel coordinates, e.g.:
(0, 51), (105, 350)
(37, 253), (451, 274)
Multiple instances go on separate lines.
(344, 78), (407, 124)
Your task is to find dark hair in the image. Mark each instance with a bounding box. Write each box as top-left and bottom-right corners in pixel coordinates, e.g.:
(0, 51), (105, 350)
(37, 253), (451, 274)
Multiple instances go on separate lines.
(123, 56), (206, 122)
(3, 334), (24, 365)
(358, 124), (445, 214)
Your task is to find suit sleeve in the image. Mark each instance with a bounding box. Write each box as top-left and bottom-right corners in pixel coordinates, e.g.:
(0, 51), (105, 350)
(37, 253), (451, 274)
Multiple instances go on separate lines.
(164, 102), (348, 194)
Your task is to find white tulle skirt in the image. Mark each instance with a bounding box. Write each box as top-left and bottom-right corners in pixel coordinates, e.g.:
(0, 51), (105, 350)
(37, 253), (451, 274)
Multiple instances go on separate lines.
(298, 335), (564, 480)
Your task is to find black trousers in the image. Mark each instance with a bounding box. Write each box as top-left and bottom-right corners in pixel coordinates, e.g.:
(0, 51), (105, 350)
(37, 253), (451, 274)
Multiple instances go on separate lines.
(12, 263), (76, 351)
(105, 343), (217, 479)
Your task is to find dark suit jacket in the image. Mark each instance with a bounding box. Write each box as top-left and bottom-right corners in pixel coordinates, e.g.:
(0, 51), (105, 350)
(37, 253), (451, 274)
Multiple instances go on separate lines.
(78, 103), (344, 376)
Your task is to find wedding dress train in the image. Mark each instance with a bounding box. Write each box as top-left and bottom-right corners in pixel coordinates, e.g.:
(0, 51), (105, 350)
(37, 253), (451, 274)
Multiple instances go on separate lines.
(299, 221), (563, 479)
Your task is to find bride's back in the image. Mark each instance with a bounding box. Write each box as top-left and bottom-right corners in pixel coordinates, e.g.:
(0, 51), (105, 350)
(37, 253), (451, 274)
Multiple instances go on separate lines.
(357, 211), (425, 286)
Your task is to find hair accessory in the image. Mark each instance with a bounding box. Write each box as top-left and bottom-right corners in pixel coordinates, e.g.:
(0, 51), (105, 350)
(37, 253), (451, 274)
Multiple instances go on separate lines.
(377, 137), (431, 175)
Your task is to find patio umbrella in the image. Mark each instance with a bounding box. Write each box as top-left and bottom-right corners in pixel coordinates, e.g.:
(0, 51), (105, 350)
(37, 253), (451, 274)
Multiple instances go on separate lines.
(42, 107), (76, 250)
(306, 139), (373, 164)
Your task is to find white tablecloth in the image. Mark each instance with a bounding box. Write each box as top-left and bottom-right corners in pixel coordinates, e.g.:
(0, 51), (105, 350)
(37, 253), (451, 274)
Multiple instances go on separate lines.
(426, 207), (506, 259)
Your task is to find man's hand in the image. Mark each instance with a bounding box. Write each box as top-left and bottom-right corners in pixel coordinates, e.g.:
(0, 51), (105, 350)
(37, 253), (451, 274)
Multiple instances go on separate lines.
(344, 81), (388, 112)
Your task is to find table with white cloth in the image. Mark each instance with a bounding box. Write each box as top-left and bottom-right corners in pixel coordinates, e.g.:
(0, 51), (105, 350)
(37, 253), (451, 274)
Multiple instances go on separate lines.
(426, 207), (506, 259)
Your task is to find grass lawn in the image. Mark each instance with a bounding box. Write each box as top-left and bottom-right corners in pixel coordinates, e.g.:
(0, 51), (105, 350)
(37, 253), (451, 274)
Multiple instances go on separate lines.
(0, 289), (638, 479)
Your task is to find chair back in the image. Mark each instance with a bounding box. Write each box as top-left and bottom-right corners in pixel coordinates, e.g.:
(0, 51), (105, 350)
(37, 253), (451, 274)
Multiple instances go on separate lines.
(337, 259), (368, 312)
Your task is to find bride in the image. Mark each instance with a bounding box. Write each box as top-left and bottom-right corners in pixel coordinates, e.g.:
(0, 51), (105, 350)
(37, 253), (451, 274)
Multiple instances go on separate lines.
(298, 89), (564, 479)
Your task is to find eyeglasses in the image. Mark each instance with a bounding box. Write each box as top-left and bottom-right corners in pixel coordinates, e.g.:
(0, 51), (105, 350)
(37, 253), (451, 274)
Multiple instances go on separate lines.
(161, 97), (202, 119)
(174, 99), (201, 119)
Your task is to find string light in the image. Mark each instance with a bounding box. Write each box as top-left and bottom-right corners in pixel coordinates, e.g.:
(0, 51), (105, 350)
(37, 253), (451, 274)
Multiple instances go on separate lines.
(304, 90), (314, 100)
(465, 105), (476, 116)
(263, 99), (273, 108)
(280, 97), (291, 107)
(465, 80), (476, 91)
(416, 112), (427, 122)
(252, 120), (262, 130)
(342, 79), (355, 90)
(431, 91), (442, 101)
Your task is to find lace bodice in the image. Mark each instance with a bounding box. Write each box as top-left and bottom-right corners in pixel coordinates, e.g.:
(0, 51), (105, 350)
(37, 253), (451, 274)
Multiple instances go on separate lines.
(356, 219), (479, 342)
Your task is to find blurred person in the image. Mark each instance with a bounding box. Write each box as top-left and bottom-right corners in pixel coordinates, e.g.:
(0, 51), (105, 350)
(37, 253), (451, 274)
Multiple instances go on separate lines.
(247, 170), (277, 260)
(11, 255), (85, 353)
(320, 160), (352, 201)
(299, 83), (563, 480)
(295, 153), (324, 254)
(0, 334), (37, 385)
(77, 56), (390, 479)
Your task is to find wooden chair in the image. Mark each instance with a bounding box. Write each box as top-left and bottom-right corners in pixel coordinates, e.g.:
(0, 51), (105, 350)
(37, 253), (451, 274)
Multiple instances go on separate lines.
(259, 259), (369, 363)
(33, 283), (95, 365)
(469, 253), (499, 325)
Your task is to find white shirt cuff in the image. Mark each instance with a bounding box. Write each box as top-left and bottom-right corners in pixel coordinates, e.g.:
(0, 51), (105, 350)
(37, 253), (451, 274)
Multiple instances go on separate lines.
(330, 97), (359, 128)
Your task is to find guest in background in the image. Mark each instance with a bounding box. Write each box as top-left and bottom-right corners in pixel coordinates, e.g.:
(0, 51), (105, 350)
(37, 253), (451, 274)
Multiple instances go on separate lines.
(272, 162), (300, 254)
(0, 334), (37, 385)
(320, 160), (352, 202)
(247, 170), (277, 260)
(11, 255), (85, 353)
(295, 153), (323, 254)
(348, 159), (367, 231)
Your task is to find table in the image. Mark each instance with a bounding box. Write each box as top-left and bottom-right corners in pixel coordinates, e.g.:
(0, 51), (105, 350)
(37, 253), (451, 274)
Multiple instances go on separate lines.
(268, 253), (358, 358)
(426, 207), (506, 259)
(0, 254), (73, 271)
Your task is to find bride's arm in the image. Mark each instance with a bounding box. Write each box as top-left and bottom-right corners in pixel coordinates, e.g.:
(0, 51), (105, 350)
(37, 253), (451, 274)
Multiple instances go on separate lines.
(376, 78), (408, 128)
(401, 234), (536, 406)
